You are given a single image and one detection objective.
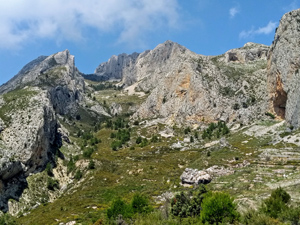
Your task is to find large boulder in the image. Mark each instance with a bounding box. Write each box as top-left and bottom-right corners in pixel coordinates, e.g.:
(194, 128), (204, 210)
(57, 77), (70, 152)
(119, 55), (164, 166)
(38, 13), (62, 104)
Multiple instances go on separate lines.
(180, 168), (212, 185)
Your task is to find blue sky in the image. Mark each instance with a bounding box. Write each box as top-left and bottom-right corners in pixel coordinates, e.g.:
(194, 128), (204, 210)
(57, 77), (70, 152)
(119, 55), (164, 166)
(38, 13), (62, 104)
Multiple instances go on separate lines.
(0, 0), (299, 85)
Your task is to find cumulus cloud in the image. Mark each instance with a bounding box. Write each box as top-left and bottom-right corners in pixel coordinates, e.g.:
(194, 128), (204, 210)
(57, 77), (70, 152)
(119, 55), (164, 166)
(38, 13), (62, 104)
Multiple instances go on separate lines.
(229, 7), (239, 18)
(0, 0), (179, 49)
(239, 21), (277, 39)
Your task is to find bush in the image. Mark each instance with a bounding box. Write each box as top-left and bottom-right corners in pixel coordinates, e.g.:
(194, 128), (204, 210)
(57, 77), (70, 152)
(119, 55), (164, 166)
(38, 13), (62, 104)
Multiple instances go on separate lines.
(261, 187), (290, 218)
(243, 210), (281, 225)
(107, 198), (133, 219)
(190, 136), (194, 143)
(140, 138), (148, 147)
(83, 147), (94, 158)
(265, 112), (276, 119)
(67, 155), (76, 174)
(233, 103), (240, 110)
(47, 177), (59, 190)
(0, 213), (16, 225)
(171, 185), (208, 218)
(150, 135), (159, 143)
(131, 194), (152, 214)
(184, 127), (191, 134)
(88, 160), (95, 170)
(136, 136), (142, 144)
(45, 162), (53, 176)
(111, 140), (122, 151)
(74, 170), (83, 180)
(200, 192), (239, 224)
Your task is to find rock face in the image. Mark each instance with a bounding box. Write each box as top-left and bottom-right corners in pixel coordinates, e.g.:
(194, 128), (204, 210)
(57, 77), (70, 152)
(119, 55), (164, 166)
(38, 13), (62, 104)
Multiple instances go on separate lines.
(94, 52), (140, 82)
(134, 41), (269, 125)
(0, 50), (87, 211)
(268, 9), (300, 127)
(0, 50), (85, 116)
(92, 40), (269, 125)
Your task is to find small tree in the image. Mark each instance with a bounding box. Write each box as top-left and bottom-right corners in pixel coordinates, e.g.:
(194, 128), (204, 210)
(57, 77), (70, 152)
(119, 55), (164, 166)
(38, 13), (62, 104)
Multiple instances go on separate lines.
(200, 192), (239, 225)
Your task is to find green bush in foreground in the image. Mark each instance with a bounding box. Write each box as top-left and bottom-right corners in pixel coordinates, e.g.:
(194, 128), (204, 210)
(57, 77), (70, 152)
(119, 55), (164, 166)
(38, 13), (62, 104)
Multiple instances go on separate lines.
(261, 187), (290, 218)
(200, 192), (239, 225)
(171, 185), (208, 218)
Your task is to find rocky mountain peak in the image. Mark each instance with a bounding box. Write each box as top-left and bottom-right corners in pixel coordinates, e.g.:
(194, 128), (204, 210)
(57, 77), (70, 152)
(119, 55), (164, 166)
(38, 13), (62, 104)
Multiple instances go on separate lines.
(0, 49), (77, 94)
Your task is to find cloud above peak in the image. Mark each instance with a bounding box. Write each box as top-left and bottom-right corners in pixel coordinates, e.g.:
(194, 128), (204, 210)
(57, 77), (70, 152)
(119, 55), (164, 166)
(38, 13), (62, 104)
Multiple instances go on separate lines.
(229, 7), (239, 18)
(239, 21), (277, 39)
(0, 0), (179, 50)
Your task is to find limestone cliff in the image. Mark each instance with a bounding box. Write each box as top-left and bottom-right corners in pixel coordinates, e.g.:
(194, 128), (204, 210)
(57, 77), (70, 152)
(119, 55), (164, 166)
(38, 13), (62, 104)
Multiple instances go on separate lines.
(0, 50), (87, 211)
(133, 42), (269, 125)
(91, 41), (269, 125)
(268, 9), (300, 127)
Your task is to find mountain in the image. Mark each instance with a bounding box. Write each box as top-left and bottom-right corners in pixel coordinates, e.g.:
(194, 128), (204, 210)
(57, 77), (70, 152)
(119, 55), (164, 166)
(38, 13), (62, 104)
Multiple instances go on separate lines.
(1, 8), (300, 224)
(89, 40), (269, 126)
(0, 50), (107, 212)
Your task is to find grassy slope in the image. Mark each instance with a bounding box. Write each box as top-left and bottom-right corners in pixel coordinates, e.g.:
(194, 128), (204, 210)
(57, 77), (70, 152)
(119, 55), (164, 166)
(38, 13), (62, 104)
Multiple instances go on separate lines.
(15, 85), (300, 225)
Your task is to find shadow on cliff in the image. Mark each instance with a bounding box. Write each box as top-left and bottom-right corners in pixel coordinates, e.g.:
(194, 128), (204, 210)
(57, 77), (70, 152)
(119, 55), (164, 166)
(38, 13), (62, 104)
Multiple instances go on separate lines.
(0, 174), (28, 212)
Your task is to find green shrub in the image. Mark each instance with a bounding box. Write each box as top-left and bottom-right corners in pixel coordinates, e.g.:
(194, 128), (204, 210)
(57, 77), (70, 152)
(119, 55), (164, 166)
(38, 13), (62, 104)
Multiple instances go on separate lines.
(190, 136), (194, 143)
(83, 147), (94, 158)
(243, 210), (281, 225)
(200, 191), (239, 224)
(131, 194), (152, 214)
(88, 160), (95, 170)
(107, 198), (133, 219)
(171, 185), (207, 218)
(74, 170), (83, 180)
(150, 135), (159, 143)
(265, 112), (276, 119)
(233, 103), (240, 110)
(45, 162), (53, 176)
(136, 136), (142, 144)
(67, 155), (76, 174)
(261, 187), (290, 218)
(47, 177), (59, 190)
(184, 127), (191, 134)
(140, 138), (148, 147)
(0, 213), (16, 225)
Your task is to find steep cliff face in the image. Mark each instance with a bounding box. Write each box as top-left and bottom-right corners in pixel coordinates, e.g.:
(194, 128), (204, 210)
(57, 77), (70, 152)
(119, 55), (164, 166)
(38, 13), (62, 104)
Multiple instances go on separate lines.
(0, 50), (87, 211)
(0, 87), (59, 211)
(268, 9), (300, 127)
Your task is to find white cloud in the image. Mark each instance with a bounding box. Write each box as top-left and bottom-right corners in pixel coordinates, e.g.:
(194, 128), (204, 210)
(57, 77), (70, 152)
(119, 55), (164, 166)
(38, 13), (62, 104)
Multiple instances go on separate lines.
(0, 0), (179, 49)
(239, 21), (277, 39)
(229, 7), (239, 18)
